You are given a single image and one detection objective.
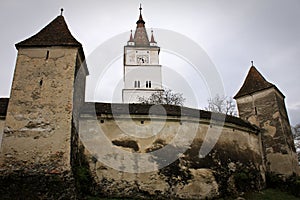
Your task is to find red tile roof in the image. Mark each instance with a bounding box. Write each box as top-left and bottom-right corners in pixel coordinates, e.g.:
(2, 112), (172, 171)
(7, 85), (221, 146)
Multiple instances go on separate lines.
(15, 15), (81, 49)
(234, 66), (274, 99)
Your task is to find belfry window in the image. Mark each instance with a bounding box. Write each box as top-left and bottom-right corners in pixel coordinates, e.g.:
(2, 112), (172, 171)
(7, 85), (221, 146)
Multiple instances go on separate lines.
(146, 81), (151, 88)
(134, 81), (140, 88)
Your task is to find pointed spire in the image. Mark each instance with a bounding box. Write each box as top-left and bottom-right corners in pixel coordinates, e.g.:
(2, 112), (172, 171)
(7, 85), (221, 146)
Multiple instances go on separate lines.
(60, 8), (64, 16)
(136, 4), (145, 27)
(129, 30), (134, 42)
(150, 29), (156, 43)
(15, 14), (81, 49)
(234, 63), (274, 99)
(133, 4), (150, 46)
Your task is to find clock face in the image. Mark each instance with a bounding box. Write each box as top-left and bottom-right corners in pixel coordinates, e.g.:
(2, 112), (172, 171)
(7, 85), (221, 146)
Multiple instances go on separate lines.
(136, 55), (149, 65)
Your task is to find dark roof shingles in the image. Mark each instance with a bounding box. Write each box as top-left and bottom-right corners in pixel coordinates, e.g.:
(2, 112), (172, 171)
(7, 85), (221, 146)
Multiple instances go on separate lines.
(234, 66), (274, 99)
(16, 15), (81, 48)
(81, 103), (259, 132)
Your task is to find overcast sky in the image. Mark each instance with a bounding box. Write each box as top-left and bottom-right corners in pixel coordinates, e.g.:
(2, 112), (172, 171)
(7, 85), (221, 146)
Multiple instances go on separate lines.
(0, 0), (299, 125)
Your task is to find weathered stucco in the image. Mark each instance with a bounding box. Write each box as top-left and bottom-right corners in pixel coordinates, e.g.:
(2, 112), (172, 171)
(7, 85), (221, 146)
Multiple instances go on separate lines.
(236, 88), (299, 176)
(1, 47), (77, 170)
(79, 111), (265, 199)
(0, 47), (87, 199)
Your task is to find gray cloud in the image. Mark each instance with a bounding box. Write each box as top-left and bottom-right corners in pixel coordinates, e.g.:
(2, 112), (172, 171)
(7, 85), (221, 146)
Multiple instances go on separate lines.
(0, 0), (299, 125)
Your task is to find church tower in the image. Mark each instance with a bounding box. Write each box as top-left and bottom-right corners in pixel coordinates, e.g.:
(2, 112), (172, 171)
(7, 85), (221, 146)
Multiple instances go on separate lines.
(122, 5), (163, 103)
(234, 63), (299, 176)
(0, 11), (88, 198)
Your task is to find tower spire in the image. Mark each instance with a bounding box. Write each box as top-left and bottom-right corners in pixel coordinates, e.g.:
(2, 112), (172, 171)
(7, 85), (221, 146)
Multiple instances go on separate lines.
(136, 4), (145, 27)
(150, 29), (157, 46)
(129, 30), (134, 42)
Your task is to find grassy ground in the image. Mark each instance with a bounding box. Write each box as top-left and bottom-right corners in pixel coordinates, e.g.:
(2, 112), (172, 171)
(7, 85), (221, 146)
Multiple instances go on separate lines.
(242, 188), (299, 200)
(86, 188), (299, 199)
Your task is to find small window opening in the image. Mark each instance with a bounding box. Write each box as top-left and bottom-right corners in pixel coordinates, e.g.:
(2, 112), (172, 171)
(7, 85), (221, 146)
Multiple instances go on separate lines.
(45, 50), (49, 60)
(100, 119), (104, 123)
(141, 121), (144, 124)
(254, 107), (258, 115)
(134, 81), (140, 88)
(146, 81), (151, 88)
(39, 79), (43, 87)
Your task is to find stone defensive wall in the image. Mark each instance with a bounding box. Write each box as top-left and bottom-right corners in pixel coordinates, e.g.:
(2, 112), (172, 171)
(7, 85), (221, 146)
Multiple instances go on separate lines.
(79, 103), (265, 199)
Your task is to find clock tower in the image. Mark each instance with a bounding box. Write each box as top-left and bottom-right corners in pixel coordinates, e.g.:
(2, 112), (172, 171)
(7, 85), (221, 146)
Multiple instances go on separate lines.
(122, 5), (163, 103)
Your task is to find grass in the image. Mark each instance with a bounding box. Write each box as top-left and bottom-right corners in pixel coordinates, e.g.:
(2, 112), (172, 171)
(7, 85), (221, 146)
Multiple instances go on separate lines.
(86, 189), (299, 199)
(243, 188), (299, 200)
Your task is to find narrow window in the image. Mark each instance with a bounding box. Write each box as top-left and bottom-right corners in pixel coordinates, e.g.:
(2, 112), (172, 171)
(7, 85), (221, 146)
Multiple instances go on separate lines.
(134, 81), (137, 88)
(254, 107), (258, 115)
(138, 81), (140, 88)
(39, 79), (43, 87)
(146, 81), (148, 88)
(45, 50), (49, 60)
(149, 81), (151, 88)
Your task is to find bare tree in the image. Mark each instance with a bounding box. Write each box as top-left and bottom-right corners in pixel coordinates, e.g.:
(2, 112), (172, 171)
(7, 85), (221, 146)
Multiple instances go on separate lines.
(205, 94), (237, 116)
(292, 124), (300, 163)
(138, 88), (185, 106)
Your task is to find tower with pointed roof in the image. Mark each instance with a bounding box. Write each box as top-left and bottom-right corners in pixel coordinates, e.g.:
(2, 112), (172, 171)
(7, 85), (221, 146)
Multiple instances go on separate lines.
(234, 63), (299, 176)
(0, 11), (88, 197)
(122, 5), (163, 103)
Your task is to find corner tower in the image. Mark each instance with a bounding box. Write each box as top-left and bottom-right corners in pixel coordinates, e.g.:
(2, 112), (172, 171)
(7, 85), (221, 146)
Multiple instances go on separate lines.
(234, 63), (299, 176)
(122, 5), (163, 103)
(0, 11), (88, 197)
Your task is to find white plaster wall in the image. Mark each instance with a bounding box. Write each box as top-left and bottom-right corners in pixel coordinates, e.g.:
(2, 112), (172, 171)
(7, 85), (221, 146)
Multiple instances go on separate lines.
(125, 48), (159, 65)
(124, 66), (162, 89)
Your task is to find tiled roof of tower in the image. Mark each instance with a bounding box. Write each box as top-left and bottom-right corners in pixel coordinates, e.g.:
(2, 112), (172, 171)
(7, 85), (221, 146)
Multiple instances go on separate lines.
(15, 15), (82, 49)
(133, 5), (150, 46)
(234, 66), (274, 99)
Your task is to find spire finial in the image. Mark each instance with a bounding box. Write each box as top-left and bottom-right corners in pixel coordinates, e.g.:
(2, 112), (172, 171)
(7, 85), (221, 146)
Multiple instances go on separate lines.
(139, 4), (142, 14)
(60, 8), (64, 16)
(136, 4), (145, 27)
(251, 60), (254, 66)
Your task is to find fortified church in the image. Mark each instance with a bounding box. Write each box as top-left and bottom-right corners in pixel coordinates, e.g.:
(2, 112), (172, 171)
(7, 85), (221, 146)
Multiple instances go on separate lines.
(0, 6), (299, 199)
